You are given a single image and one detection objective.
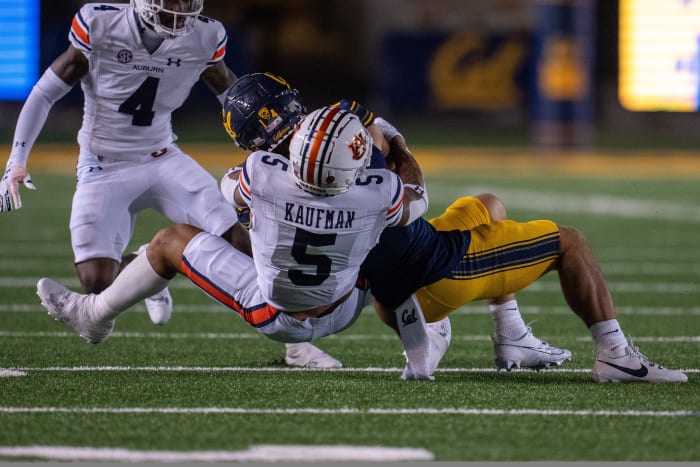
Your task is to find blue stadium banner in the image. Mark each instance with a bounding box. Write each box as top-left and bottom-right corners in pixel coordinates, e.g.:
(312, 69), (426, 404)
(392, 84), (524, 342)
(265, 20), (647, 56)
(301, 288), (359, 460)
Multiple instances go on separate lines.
(531, 0), (595, 148)
(0, 0), (40, 101)
(379, 31), (529, 112)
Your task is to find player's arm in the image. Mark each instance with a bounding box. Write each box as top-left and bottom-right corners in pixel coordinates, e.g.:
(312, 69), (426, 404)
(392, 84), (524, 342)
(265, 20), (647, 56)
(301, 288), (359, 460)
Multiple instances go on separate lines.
(391, 134), (428, 227)
(1, 45), (87, 212)
(201, 61), (238, 105)
(331, 99), (391, 157)
(220, 162), (252, 229)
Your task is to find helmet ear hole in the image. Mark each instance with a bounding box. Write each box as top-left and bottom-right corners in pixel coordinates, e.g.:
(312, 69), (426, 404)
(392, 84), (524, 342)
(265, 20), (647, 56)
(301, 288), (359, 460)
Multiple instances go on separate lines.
(222, 73), (306, 152)
(288, 106), (373, 196)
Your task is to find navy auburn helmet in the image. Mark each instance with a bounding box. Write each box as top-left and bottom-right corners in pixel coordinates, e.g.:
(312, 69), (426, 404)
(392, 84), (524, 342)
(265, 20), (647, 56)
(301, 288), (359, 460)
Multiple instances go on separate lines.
(222, 72), (306, 151)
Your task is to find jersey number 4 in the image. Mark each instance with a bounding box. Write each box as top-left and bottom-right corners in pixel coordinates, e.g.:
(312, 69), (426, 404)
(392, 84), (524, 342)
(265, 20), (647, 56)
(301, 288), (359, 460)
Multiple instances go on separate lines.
(288, 228), (337, 286)
(118, 77), (159, 126)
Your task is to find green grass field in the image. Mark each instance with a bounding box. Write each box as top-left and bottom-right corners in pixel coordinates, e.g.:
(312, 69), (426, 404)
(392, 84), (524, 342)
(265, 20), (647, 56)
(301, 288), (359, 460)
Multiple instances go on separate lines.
(0, 153), (698, 462)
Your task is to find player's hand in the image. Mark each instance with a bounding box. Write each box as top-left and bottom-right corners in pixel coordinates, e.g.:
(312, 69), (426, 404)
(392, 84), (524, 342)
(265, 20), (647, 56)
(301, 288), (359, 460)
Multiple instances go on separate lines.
(0, 164), (36, 212)
(374, 117), (402, 141)
(236, 206), (251, 230)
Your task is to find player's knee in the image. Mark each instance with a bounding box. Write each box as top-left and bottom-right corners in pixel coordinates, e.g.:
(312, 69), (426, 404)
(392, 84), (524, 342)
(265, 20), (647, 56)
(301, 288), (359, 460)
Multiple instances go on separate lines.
(150, 224), (202, 264)
(558, 225), (587, 255)
(474, 193), (506, 221)
(150, 226), (183, 255)
(76, 261), (119, 293)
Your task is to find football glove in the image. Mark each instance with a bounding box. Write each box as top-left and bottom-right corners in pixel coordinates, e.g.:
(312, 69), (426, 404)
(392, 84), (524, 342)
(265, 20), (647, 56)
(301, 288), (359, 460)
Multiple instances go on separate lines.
(236, 206), (251, 230)
(330, 99), (375, 128)
(374, 117), (402, 141)
(0, 163), (36, 212)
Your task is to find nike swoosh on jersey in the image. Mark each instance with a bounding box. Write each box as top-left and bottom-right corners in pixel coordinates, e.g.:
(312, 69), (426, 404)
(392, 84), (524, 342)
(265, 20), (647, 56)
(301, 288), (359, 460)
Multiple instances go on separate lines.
(597, 360), (649, 377)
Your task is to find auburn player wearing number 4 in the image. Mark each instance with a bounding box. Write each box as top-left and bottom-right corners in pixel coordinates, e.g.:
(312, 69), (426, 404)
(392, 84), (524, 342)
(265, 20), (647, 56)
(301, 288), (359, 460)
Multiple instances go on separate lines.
(1, 0), (238, 320)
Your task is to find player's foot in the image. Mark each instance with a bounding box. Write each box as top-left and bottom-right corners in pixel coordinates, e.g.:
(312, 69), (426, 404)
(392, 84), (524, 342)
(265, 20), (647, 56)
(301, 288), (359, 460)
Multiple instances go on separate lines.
(591, 342), (687, 383)
(137, 243), (173, 325)
(37, 278), (114, 344)
(284, 342), (342, 369)
(492, 327), (572, 371)
(427, 317), (451, 375)
(145, 287), (172, 325)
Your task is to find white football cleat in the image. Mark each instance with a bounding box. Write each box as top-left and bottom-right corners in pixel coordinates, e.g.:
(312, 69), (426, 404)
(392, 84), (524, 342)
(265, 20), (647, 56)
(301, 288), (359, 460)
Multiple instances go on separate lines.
(137, 244), (173, 325)
(591, 342), (688, 383)
(426, 317), (451, 375)
(284, 342), (342, 369)
(37, 278), (114, 344)
(492, 327), (572, 371)
(145, 287), (172, 325)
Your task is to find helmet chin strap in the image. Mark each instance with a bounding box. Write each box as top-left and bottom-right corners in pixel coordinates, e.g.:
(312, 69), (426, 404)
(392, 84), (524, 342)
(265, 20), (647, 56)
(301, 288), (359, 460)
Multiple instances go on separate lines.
(134, 10), (165, 53)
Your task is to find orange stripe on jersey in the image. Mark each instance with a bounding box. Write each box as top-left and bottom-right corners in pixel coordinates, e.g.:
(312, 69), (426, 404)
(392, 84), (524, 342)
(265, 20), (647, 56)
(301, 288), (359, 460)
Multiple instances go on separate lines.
(239, 171), (251, 198)
(306, 106), (341, 186)
(71, 16), (90, 45)
(180, 258), (280, 327)
(211, 44), (226, 61)
(387, 191), (404, 216)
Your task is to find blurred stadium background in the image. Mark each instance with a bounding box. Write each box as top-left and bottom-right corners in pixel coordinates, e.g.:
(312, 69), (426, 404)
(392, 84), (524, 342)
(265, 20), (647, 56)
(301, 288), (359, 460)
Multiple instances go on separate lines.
(4, 0), (700, 151)
(2, 3), (700, 461)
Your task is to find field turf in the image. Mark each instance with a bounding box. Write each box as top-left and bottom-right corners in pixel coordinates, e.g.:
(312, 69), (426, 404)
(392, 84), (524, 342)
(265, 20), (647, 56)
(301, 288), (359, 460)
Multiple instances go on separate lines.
(0, 145), (698, 462)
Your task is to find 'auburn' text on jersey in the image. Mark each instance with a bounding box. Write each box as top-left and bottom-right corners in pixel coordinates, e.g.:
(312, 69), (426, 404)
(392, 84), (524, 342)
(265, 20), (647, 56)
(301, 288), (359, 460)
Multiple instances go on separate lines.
(69, 3), (228, 160)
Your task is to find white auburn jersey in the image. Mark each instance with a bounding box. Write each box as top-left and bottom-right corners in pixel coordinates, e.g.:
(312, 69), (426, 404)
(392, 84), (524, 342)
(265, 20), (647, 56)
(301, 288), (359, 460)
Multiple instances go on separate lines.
(69, 3), (227, 159)
(238, 151), (405, 312)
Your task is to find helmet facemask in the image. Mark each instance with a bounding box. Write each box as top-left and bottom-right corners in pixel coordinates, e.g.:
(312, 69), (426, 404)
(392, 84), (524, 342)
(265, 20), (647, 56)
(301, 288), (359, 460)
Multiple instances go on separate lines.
(132, 0), (203, 38)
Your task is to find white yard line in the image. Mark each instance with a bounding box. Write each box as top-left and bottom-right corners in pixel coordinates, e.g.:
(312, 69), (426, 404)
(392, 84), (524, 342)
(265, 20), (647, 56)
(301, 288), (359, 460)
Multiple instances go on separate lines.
(0, 406), (696, 417)
(448, 185), (700, 223)
(5, 303), (700, 315)
(3, 277), (700, 292)
(0, 445), (434, 462)
(1, 330), (699, 344)
(4, 365), (699, 374)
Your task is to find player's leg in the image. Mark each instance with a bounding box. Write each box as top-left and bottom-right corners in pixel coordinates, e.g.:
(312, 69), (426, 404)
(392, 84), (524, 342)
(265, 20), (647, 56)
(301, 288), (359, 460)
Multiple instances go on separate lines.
(146, 150), (239, 325)
(70, 155), (173, 323)
(556, 226), (686, 382)
(39, 223), (202, 343)
(421, 195), (571, 369)
(224, 206), (343, 369)
(75, 258), (120, 293)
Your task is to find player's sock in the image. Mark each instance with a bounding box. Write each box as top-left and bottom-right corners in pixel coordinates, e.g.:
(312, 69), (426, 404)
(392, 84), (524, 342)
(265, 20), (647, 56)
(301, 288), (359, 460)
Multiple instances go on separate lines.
(396, 294), (433, 380)
(94, 252), (170, 320)
(590, 319), (628, 357)
(489, 299), (528, 339)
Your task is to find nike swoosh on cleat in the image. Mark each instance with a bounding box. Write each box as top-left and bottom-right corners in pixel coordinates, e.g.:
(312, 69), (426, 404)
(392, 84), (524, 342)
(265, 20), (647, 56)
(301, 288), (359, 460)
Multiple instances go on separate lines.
(598, 360), (649, 377)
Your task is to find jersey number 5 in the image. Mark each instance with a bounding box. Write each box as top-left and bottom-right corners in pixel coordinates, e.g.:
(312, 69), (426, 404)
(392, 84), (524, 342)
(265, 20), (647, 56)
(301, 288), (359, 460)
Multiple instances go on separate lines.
(288, 228), (336, 286)
(118, 77), (159, 126)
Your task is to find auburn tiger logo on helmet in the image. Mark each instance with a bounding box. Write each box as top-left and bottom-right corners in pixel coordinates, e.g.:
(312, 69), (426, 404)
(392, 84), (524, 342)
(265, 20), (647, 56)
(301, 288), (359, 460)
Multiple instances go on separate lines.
(348, 131), (369, 161)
